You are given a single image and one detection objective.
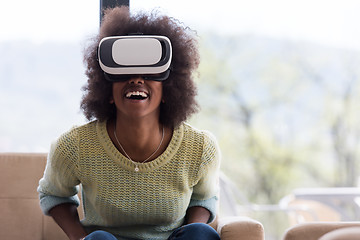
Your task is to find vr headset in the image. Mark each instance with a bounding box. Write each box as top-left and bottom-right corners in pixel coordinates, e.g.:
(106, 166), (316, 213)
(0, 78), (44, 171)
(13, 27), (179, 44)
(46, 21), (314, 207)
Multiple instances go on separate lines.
(98, 35), (172, 81)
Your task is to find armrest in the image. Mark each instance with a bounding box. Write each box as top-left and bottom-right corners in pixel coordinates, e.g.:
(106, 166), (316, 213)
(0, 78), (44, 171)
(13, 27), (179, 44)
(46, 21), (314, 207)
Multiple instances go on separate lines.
(319, 227), (360, 240)
(282, 222), (360, 240)
(217, 216), (264, 240)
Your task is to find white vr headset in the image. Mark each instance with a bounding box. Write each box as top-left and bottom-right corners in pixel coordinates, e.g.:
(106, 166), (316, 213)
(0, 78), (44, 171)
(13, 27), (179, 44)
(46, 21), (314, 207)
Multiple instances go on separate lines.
(98, 35), (172, 81)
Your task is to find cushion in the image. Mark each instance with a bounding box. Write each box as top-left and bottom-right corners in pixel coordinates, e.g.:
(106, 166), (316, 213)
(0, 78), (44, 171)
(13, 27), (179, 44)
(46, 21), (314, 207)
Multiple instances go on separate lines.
(0, 199), (43, 240)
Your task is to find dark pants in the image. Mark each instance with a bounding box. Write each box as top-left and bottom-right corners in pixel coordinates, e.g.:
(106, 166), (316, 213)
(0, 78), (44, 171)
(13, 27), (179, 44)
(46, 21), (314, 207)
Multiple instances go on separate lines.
(84, 223), (220, 240)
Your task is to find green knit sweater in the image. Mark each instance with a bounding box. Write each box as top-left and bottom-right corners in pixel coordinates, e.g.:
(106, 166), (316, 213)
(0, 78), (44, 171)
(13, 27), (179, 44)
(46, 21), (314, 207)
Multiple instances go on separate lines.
(38, 121), (220, 240)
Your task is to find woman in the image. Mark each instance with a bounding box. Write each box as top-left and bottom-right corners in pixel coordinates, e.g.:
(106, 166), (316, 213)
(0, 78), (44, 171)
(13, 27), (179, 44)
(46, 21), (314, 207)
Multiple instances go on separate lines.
(38, 7), (221, 240)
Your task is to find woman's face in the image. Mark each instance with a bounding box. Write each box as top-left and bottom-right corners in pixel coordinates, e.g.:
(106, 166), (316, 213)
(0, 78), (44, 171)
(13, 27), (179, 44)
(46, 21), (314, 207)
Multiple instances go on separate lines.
(111, 77), (163, 121)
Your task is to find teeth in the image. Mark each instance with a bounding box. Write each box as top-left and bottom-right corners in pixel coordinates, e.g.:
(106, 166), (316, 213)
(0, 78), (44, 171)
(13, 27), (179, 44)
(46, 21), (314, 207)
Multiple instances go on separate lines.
(126, 91), (148, 98)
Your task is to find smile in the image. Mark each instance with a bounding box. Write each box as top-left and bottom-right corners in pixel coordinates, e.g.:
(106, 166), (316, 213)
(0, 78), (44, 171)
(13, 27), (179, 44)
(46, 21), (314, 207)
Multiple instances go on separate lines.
(125, 91), (149, 100)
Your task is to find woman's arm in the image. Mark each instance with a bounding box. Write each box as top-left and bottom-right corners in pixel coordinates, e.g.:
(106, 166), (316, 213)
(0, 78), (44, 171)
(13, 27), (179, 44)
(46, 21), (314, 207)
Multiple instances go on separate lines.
(185, 206), (211, 224)
(48, 203), (87, 240)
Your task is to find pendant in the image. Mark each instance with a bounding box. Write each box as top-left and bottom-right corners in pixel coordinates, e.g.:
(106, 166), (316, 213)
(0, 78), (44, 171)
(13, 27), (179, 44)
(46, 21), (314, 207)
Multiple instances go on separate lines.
(135, 166), (139, 172)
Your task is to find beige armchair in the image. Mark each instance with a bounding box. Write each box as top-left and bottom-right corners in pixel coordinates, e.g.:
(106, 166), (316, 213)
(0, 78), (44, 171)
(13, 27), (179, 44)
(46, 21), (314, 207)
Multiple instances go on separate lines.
(282, 222), (360, 240)
(0, 152), (264, 240)
(319, 226), (360, 240)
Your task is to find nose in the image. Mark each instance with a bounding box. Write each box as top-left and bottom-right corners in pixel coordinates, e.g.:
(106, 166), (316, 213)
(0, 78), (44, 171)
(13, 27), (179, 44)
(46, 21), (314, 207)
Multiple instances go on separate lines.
(129, 76), (144, 84)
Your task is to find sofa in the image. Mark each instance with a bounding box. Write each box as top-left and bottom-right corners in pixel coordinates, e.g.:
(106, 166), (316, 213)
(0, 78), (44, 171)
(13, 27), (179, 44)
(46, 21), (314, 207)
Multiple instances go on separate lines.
(0, 152), (265, 240)
(282, 222), (360, 240)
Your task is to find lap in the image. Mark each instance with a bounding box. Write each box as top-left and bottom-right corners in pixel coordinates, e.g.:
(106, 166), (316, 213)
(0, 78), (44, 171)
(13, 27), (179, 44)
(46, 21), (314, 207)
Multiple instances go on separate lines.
(84, 230), (118, 240)
(167, 223), (220, 240)
(84, 223), (220, 240)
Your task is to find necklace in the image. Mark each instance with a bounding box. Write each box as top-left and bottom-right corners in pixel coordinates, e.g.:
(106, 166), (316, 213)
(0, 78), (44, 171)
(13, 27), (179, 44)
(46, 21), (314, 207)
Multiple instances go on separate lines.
(113, 125), (165, 172)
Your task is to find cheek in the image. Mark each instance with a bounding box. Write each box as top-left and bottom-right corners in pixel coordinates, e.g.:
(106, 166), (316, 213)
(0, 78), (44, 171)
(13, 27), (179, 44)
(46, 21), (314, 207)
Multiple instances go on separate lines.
(154, 82), (163, 97)
(154, 86), (163, 104)
(111, 82), (125, 100)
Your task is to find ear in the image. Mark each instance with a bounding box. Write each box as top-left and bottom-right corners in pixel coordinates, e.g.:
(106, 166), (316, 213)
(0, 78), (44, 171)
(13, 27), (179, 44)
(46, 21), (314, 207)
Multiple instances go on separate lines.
(110, 98), (114, 104)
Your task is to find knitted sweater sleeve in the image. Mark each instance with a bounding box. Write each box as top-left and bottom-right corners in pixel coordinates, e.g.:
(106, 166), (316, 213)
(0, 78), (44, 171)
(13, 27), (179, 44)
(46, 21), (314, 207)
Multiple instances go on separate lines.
(37, 127), (81, 215)
(188, 131), (221, 223)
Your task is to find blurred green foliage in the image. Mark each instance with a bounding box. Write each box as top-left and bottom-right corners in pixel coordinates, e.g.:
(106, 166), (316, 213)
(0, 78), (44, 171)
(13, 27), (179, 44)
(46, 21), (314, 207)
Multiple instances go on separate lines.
(190, 33), (360, 205)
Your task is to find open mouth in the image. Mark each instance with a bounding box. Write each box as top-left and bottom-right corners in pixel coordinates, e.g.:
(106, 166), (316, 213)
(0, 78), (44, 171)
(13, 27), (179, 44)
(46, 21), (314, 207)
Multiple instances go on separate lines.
(125, 91), (148, 100)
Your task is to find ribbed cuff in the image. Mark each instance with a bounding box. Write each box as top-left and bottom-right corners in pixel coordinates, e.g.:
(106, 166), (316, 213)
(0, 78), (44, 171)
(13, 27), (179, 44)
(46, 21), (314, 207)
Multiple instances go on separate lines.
(39, 193), (80, 215)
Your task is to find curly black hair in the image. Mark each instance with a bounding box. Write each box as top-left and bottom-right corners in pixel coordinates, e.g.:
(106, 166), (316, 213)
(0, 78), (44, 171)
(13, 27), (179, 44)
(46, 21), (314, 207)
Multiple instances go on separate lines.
(80, 6), (200, 128)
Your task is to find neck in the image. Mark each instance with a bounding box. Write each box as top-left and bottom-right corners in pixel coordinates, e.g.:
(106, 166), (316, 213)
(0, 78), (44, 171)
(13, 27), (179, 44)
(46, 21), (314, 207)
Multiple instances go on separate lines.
(110, 117), (165, 162)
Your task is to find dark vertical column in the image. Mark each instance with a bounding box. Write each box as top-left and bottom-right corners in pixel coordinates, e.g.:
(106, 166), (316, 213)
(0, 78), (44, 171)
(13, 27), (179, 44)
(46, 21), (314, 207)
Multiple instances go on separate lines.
(100, 0), (130, 25)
